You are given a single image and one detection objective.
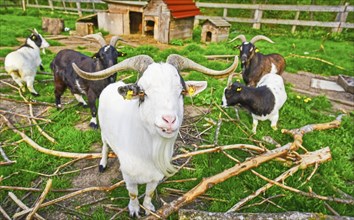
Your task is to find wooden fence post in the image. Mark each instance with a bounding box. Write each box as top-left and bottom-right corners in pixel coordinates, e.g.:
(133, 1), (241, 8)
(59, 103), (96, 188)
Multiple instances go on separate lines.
(253, 6), (263, 29)
(291, 11), (300, 33)
(76, 0), (83, 17)
(22, 0), (26, 11)
(48, 0), (53, 11)
(223, 8), (227, 17)
(332, 2), (349, 33)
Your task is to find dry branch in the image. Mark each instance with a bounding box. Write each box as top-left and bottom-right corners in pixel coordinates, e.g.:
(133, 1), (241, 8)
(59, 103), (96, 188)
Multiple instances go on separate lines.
(227, 147), (332, 212)
(26, 179), (52, 220)
(1, 115), (116, 159)
(145, 116), (344, 219)
(13, 180), (125, 219)
(8, 192), (46, 220)
(0, 109), (52, 122)
(0, 205), (11, 220)
(255, 171), (354, 205)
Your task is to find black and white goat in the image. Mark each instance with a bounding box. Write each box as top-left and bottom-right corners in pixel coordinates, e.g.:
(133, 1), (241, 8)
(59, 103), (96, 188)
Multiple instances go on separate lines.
(222, 73), (287, 134)
(50, 33), (123, 129)
(229, 35), (286, 87)
(4, 29), (50, 96)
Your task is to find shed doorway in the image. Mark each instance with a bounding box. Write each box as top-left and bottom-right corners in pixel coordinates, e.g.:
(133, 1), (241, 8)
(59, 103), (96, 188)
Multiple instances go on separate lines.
(206, 31), (212, 42)
(129, 12), (142, 34)
(145, 20), (155, 36)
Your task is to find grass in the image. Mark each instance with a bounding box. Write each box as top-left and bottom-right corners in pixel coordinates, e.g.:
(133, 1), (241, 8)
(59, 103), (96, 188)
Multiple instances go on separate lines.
(0, 7), (353, 219)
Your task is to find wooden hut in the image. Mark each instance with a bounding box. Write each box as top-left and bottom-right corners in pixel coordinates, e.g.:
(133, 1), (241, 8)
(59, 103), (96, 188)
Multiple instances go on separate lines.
(98, 0), (200, 44)
(98, 0), (147, 35)
(201, 17), (231, 43)
(143, 0), (201, 44)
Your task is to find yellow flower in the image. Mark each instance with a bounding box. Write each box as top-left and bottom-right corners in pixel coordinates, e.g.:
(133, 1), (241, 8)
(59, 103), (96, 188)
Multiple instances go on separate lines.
(296, 95), (301, 99)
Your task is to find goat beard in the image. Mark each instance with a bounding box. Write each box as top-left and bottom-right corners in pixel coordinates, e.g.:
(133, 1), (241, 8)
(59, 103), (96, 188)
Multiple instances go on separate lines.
(152, 135), (178, 177)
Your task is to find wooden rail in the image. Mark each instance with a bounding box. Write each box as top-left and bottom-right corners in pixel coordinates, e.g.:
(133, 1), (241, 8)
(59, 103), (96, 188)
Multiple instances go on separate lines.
(195, 2), (354, 33)
(24, 0), (107, 16)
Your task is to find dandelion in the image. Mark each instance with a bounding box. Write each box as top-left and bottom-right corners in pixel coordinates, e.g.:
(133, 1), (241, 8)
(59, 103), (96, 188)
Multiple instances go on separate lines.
(297, 95), (301, 99)
(304, 97), (312, 103)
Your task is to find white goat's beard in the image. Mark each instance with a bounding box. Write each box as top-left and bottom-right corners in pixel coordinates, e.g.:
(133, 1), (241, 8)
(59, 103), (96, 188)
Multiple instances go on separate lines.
(152, 135), (177, 177)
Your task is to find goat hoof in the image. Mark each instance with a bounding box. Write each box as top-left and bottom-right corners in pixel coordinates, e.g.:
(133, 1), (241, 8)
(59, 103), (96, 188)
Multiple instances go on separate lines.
(31, 93), (40, 97)
(89, 122), (98, 129)
(99, 165), (106, 173)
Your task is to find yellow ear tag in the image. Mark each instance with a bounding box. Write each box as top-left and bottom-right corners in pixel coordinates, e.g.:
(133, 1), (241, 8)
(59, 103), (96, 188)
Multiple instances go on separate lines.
(125, 90), (134, 100)
(236, 78), (241, 82)
(188, 86), (196, 96)
(255, 48), (260, 53)
(236, 87), (242, 92)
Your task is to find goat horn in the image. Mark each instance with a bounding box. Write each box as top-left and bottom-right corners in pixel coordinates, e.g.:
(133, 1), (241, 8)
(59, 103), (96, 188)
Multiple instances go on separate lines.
(109, 36), (124, 46)
(72, 55), (154, 80)
(250, 35), (274, 44)
(167, 54), (238, 77)
(84, 33), (106, 47)
(228, 34), (247, 43)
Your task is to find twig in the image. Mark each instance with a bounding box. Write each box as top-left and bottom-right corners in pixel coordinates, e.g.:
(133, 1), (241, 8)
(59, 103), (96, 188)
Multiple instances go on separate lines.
(287, 53), (345, 70)
(75, 196), (109, 209)
(254, 171), (354, 205)
(0, 95), (57, 107)
(0, 145), (13, 163)
(8, 192), (46, 220)
(172, 144), (264, 160)
(0, 109), (52, 122)
(1, 114), (116, 159)
(26, 179), (52, 220)
(13, 180), (125, 219)
(163, 178), (198, 184)
(213, 113), (222, 146)
(324, 202), (340, 216)
(0, 205), (11, 220)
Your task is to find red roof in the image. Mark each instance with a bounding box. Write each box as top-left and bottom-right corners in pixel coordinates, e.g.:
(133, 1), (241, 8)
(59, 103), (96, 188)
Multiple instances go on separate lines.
(163, 0), (201, 19)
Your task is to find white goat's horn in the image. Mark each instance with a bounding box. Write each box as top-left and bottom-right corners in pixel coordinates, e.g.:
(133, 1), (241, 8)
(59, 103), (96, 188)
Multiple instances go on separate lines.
(250, 35), (274, 44)
(84, 32), (106, 47)
(109, 36), (124, 46)
(228, 34), (247, 43)
(72, 55), (154, 80)
(167, 54), (238, 77)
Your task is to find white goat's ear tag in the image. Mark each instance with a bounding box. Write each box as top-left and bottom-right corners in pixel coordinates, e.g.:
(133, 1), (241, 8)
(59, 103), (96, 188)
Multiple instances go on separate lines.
(124, 90), (134, 100)
(184, 81), (207, 97)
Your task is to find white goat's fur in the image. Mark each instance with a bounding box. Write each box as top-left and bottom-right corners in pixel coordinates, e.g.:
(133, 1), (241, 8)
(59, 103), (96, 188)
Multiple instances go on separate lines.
(252, 73), (287, 133)
(99, 63), (207, 216)
(4, 29), (49, 95)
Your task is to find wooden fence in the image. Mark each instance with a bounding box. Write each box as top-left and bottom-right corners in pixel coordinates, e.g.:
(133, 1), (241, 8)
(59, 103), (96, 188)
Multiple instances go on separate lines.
(23, 0), (106, 16)
(195, 2), (354, 33)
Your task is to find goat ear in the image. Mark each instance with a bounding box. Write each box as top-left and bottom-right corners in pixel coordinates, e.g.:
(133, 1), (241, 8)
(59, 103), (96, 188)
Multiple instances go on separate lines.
(235, 45), (241, 50)
(92, 53), (99, 59)
(117, 84), (142, 100)
(183, 81), (207, 97)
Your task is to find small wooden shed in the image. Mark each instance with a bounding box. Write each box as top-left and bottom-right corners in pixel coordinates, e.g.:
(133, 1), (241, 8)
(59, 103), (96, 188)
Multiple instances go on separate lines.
(98, 0), (147, 35)
(144, 0), (201, 44)
(201, 17), (231, 43)
(98, 0), (200, 44)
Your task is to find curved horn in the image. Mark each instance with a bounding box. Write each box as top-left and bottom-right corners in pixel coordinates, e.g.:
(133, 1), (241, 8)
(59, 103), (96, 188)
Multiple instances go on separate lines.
(166, 54), (238, 77)
(84, 33), (106, 47)
(72, 55), (154, 80)
(109, 36), (124, 46)
(228, 34), (247, 43)
(250, 35), (274, 44)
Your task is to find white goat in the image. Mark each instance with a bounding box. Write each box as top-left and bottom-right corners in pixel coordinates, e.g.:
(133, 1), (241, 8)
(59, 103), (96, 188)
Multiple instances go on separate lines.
(73, 54), (238, 217)
(4, 29), (49, 96)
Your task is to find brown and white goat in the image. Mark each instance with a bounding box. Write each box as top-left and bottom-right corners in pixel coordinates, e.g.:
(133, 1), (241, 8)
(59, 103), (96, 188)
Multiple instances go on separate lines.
(229, 35), (285, 87)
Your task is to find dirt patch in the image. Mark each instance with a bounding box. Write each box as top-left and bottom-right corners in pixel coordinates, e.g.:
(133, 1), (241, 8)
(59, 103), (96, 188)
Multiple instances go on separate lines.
(282, 71), (353, 112)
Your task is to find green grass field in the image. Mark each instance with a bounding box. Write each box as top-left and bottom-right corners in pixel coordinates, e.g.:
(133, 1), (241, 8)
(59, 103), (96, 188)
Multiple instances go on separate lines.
(0, 7), (353, 219)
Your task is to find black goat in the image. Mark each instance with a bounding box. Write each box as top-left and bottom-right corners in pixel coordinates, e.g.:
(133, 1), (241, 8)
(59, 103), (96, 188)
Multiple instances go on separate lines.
(229, 35), (285, 87)
(50, 33), (124, 129)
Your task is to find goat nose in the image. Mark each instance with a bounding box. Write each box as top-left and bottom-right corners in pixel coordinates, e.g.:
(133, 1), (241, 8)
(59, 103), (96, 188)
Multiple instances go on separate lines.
(162, 115), (176, 125)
